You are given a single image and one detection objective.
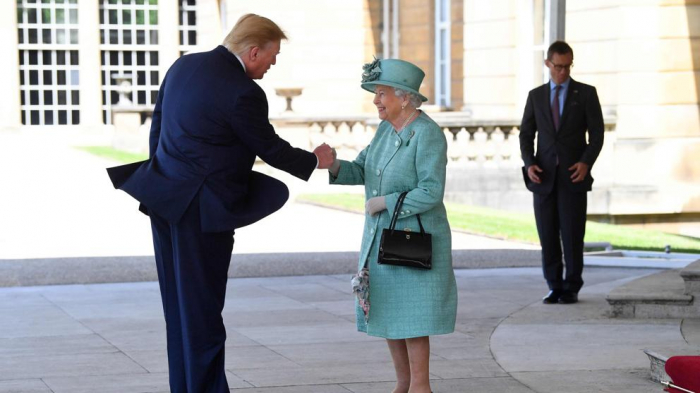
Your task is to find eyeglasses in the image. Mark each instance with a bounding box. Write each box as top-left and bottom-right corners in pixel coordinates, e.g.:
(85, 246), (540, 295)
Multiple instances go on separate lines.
(550, 62), (574, 72)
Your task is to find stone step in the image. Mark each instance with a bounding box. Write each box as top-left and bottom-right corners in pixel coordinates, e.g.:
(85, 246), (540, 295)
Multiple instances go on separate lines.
(643, 347), (700, 385)
(643, 350), (670, 383)
(606, 269), (695, 318)
(681, 260), (700, 297)
(585, 250), (699, 269)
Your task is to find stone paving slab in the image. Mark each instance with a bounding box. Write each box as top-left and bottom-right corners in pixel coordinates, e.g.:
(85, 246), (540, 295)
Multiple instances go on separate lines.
(512, 370), (660, 393)
(0, 352), (146, 380)
(42, 373), (171, 393)
(0, 379), (53, 393)
(0, 334), (115, 357)
(0, 305), (93, 338)
(341, 377), (536, 393)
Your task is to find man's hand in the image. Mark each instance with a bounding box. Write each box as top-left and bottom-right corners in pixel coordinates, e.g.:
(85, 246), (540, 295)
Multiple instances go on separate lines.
(527, 165), (543, 184)
(365, 196), (386, 217)
(568, 162), (589, 183)
(313, 143), (334, 169)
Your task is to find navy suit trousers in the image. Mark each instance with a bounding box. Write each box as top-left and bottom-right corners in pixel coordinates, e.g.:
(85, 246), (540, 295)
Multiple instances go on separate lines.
(150, 197), (233, 393)
(533, 175), (587, 293)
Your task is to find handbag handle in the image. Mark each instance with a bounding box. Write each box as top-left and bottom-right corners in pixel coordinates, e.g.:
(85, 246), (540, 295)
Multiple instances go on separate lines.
(388, 191), (427, 236)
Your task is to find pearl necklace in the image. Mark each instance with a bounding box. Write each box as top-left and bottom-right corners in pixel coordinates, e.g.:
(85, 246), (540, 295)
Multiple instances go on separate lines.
(396, 109), (418, 133)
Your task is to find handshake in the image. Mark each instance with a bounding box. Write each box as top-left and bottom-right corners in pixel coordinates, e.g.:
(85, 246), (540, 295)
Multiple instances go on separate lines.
(313, 143), (340, 174)
(312, 143), (385, 216)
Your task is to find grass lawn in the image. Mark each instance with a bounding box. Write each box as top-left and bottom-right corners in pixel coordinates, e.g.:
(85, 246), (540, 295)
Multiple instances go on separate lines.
(77, 146), (148, 164)
(297, 193), (700, 253)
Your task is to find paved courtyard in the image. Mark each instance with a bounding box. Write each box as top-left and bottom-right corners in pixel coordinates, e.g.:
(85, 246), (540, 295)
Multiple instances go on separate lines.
(0, 266), (683, 393)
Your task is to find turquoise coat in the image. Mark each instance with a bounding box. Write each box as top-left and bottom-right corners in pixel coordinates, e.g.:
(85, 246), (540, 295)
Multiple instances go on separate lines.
(330, 111), (457, 339)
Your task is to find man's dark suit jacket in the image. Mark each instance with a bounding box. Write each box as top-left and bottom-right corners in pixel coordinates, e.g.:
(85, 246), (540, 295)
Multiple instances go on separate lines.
(108, 46), (317, 232)
(519, 78), (605, 194)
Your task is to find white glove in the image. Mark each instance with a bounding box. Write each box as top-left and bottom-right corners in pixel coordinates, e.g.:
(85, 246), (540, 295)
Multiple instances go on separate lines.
(329, 148), (340, 176)
(365, 196), (387, 217)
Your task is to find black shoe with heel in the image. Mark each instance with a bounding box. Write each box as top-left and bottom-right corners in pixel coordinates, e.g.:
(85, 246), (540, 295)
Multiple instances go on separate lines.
(542, 289), (562, 304)
(558, 291), (578, 304)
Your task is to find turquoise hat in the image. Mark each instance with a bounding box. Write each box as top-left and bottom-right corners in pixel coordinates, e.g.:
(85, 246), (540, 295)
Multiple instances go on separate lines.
(361, 58), (428, 102)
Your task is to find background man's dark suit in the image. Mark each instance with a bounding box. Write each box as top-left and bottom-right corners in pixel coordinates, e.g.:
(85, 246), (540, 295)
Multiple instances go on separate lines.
(519, 77), (604, 300)
(108, 45), (318, 392)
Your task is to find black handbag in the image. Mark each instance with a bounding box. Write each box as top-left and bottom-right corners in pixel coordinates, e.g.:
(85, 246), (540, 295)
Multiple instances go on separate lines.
(378, 191), (432, 269)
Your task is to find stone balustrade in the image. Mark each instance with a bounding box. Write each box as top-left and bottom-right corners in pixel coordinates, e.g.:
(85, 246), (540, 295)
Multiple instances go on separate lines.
(270, 113), (617, 168)
(113, 108), (616, 172)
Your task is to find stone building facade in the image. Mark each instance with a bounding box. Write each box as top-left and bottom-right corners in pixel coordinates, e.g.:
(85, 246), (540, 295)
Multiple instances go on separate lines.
(1, 0), (699, 235)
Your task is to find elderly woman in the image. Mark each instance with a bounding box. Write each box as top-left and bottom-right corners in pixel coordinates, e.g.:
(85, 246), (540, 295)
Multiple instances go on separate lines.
(328, 58), (457, 393)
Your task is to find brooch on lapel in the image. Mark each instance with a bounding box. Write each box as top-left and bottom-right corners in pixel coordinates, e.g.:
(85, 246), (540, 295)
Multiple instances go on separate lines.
(406, 130), (416, 146)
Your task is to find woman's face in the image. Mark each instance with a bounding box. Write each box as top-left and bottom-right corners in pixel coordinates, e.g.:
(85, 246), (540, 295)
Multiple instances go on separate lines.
(372, 85), (404, 122)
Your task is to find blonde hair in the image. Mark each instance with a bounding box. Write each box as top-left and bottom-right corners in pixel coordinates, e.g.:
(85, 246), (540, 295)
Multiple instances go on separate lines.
(222, 14), (287, 56)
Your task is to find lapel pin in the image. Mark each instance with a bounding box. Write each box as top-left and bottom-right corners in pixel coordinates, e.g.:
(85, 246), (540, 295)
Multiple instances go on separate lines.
(406, 130), (416, 146)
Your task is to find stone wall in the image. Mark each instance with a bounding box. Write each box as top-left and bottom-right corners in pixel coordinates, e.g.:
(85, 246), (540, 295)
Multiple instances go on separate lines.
(567, 1), (700, 223)
(222, 0), (374, 116)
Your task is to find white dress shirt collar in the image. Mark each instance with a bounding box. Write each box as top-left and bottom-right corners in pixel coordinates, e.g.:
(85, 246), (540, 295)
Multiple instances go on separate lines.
(234, 53), (246, 72)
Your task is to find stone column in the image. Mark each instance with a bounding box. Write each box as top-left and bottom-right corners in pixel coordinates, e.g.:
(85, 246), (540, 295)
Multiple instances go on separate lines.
(515, 0), (538, 115)
(0, 1), (21, 131)
(399, 0), (434, 102)
(78, 0), (104, 129)
(463, 0), (519, 119)
(197, 0), (224, 48)
(450, 0), (464, 110)
(547, 0), (566, 42)
(158, 1), (180, 77)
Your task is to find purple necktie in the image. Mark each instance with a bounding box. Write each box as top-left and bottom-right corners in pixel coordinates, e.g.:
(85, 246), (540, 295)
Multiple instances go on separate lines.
(552, 85), (561, 131)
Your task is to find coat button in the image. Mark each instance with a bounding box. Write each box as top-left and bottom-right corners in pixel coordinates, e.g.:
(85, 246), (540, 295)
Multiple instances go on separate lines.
(400, 211), (405, 215)
(370, 228), (375, 234)
(394, 140), (400, 147)
(406, 210), (411, 214)
(376, 169), (381, 176)
(372, 190), (377, 196)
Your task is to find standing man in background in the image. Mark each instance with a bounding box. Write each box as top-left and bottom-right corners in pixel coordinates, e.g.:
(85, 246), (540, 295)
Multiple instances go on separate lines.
(519, 41), (604, 305)
(108, 14), (334, 392)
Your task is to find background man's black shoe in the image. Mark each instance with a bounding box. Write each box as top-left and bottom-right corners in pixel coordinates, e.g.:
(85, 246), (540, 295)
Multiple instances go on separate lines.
(542, 290), (562, 304)
(558, 291), (578, 304)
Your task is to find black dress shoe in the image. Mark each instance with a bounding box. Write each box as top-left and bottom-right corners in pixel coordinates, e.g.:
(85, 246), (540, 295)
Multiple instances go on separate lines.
(558, 291), (578, 304)
(542, 290), (562, 304)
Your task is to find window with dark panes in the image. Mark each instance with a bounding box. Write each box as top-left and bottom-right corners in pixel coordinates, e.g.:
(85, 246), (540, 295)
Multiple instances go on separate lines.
(179, 0), (197, 56)
(99, 0), (159, 124)
(17, 0), (80, 126)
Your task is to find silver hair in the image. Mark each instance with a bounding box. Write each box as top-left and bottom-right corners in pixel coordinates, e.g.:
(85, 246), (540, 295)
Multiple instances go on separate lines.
(394, 88), (423, 109)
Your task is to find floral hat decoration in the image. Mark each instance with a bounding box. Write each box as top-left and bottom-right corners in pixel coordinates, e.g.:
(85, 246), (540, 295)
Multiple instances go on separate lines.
(360, 57), (428, 102)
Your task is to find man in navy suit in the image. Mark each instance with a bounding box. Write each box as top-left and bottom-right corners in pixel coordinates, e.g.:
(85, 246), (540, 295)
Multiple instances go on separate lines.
(108, 14), (334, 392)
(519, 41), (604, 305)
